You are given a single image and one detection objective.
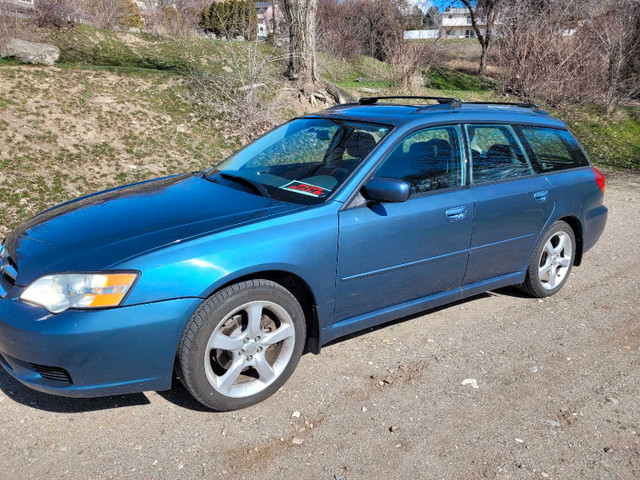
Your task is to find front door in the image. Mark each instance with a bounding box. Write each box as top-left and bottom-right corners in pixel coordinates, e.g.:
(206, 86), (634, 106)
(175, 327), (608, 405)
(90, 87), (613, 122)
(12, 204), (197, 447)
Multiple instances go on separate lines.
(334, 125), (473, 323)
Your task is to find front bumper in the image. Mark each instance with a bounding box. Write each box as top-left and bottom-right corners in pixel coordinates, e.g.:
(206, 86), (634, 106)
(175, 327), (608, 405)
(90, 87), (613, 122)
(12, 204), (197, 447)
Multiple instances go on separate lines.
(0, 297), (201, 397)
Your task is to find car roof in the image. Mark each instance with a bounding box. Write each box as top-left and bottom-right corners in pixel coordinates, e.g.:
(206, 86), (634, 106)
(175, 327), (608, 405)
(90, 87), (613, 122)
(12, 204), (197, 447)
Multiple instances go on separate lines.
(310, 101), (567, 130)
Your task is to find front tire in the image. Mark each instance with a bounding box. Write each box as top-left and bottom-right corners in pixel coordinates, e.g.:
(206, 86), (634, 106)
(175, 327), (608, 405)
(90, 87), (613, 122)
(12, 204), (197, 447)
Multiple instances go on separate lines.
(521, 220), (576, 298)
(178, 280), (306, 411)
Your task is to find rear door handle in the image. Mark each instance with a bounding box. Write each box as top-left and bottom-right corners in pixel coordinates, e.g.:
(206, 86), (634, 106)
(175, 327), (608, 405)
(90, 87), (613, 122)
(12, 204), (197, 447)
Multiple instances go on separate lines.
(446, 206), (467, 221)
(534, 190), (549, 202)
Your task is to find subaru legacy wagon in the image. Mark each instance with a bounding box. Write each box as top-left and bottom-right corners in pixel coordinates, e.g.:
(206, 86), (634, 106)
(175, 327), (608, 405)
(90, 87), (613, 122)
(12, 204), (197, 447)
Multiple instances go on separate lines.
(0, 97), (607, 410)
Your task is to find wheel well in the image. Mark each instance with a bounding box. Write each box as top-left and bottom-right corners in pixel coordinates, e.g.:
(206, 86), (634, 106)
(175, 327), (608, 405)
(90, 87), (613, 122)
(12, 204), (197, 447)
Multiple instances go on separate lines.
(211, 271), (321, 354)
(559, 216), (583, 266)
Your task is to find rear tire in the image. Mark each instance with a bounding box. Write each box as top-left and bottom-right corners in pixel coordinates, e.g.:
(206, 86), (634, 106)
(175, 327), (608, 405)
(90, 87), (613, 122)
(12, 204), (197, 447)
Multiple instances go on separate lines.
(520, 220), (576, 298)
(178, 279), (306, 411)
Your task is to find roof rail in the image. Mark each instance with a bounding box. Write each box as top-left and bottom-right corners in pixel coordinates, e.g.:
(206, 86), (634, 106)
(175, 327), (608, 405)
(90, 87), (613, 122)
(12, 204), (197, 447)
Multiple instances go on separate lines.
(462, 101), (543, 113)
(359, 96), (462, 107)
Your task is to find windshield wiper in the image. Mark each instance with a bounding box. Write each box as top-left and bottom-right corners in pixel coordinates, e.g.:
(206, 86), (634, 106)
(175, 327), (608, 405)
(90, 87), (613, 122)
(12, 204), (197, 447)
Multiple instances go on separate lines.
(218, 172), (271, 198)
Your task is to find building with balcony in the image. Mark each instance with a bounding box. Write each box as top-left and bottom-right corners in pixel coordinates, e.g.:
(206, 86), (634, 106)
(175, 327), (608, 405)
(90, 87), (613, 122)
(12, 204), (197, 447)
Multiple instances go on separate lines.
(441, 7), (484, 39)
(0, 0), (35, 18)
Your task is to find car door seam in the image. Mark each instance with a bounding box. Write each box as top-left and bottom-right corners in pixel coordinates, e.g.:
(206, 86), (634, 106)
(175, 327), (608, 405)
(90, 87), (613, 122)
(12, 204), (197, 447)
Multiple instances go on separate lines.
(341, 247), (470, 282)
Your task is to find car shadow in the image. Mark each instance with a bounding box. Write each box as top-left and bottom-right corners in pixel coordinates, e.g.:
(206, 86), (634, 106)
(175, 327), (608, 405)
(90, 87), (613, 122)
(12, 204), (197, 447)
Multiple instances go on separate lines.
(155, 377), (216, 412)
(322, 285), (530, 347)
(0, 285), (531, 413)
(0, 368), (150, 413)
(0, 365), (216, 413)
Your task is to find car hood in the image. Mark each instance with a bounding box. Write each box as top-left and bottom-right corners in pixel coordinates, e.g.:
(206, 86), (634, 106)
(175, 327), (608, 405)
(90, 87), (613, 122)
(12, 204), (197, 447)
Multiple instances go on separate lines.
(4, 174), (304, 285)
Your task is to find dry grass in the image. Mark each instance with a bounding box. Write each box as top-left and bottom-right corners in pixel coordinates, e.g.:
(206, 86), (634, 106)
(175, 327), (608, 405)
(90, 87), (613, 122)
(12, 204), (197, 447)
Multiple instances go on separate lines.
(0, 66), (230, 236)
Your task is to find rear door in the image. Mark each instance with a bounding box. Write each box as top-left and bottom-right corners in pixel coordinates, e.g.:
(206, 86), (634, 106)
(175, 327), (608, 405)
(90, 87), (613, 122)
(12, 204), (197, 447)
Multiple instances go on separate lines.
(334, 125), (473, 322)
(463, 124), (555, 285)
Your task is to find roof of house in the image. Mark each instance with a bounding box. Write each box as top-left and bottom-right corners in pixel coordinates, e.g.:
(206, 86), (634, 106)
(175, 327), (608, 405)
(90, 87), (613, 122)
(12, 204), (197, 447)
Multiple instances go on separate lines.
(444, 8), (471, 14)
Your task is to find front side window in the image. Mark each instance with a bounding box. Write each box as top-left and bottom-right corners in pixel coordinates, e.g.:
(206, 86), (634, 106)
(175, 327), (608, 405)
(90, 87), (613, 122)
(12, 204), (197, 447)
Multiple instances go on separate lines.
(213, 118), (390, 204)
(375, 126), (464, 194)
(466, 124), (533, 184)
(514, 126), (589, 172)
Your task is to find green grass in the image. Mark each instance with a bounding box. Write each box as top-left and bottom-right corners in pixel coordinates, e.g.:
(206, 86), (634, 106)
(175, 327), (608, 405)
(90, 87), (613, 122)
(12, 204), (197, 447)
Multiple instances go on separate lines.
(319, 53), (393, 92)
(562, 105), (640, 171)
(48, 24), (279, 75)
(0, 58), (21, 66)
(426, 68), (493, 93)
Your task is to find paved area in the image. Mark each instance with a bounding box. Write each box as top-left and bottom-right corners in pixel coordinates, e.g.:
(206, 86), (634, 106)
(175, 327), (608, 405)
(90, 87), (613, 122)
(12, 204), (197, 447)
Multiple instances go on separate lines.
(0, 175), (638, 480)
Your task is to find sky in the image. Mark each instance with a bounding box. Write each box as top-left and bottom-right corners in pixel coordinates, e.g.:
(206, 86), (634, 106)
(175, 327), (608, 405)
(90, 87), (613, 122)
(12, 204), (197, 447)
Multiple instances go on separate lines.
(406, 0), (469, 12)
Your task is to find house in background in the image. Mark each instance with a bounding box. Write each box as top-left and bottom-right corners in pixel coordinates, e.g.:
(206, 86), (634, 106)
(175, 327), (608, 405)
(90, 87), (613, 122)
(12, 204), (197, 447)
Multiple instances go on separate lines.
(404, 6), (495, 41)
(254, 1), (283, 40)
(0, 0), (36, 18)
(440, 7), (484, 39)
(404, 29), (440, 40)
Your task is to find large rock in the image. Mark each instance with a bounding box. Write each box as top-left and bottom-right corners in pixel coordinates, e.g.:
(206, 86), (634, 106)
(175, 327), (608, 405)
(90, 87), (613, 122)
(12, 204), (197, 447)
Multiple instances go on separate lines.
(0, 38), (60, 66)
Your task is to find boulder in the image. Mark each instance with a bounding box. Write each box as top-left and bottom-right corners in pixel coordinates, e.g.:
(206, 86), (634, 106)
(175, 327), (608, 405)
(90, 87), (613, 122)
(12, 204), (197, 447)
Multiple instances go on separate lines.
(0, 38), (60, 66)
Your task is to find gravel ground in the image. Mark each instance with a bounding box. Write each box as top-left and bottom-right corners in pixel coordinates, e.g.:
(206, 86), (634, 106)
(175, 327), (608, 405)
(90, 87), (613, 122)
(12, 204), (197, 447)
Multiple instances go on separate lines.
(0, 174), (638, 480)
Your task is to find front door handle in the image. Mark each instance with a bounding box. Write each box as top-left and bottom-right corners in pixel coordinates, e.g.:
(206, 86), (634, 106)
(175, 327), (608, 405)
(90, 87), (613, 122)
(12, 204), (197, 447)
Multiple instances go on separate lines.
(534, 190), (549, 202)
(446, 206), (467, 221)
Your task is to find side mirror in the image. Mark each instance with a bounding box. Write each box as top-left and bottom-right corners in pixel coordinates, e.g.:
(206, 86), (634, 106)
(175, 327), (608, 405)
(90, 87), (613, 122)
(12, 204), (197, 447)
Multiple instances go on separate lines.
(362, 177), (410, 203)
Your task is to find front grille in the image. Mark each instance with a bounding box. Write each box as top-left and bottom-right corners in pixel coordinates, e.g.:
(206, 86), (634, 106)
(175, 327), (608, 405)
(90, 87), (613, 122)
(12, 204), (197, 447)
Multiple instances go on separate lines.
(0, 243), (17, 286)
(30, 363), (73, 384)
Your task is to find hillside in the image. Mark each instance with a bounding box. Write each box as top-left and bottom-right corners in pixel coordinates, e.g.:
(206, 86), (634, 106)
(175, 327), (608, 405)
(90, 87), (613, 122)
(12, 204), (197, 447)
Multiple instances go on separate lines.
(1, 25), (638, 237)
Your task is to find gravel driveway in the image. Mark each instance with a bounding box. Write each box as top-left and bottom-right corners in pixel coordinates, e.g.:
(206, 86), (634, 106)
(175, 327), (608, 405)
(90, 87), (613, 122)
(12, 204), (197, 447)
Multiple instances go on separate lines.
(1, 174), (638, 480)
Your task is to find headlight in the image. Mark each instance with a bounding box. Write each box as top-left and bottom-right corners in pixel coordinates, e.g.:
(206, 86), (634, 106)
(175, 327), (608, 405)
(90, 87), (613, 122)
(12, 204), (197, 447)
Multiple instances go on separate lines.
(20, 272), (139, 314)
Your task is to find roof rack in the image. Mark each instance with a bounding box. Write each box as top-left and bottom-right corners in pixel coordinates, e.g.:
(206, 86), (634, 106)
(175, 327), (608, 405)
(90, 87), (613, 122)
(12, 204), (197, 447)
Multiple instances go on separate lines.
(359, 96), (462, 107)
(356, 97), (546, 115)
(462, 101), (542, 113)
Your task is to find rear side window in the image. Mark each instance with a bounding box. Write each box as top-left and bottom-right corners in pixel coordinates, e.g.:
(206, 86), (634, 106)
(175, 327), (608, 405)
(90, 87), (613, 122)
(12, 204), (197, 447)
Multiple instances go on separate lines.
(375, 125), (464, 194)
(466, 125), (534, 184)
(515, 126), (589, 172)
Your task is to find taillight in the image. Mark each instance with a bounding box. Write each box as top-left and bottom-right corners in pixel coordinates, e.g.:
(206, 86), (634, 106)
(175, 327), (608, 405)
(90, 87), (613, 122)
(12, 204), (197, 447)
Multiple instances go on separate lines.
(593, 167), (605, 195)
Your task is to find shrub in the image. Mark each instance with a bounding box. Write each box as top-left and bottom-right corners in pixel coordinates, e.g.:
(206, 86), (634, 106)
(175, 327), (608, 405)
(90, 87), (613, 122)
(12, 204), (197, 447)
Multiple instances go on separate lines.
(201, 0), (257, 40)
(119, 0), (144, 29)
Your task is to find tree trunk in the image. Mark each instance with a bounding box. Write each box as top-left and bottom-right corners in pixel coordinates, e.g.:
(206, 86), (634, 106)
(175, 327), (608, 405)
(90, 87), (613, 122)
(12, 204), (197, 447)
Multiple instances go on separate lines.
(271, 0), (277, 35)
(479, 44), (488, 75)
(283, 0), (318, 84)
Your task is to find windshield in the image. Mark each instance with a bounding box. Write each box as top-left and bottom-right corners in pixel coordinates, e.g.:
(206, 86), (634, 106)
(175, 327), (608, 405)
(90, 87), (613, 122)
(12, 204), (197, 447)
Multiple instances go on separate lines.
(211, 118), (391, 204)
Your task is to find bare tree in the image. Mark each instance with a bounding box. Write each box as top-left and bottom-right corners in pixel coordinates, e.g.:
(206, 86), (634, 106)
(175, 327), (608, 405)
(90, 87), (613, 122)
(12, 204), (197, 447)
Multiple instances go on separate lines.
(283, 0), (318, 84)
(496, 0), (596, 103)
(316, 0), (406, 61)
(387, 35), (444, 91)
(459, 0), (500, 75)
(82, 0), (129, 29)
(188, 40), (290, 137)
(583, 0), (640, 114)
(496, 0), (639, 113)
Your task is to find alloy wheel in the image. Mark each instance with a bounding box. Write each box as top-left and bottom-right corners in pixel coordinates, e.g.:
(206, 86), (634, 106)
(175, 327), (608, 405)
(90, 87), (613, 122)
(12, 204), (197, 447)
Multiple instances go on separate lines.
(538, 231), (573, 290)
(203, 301), (295, 398)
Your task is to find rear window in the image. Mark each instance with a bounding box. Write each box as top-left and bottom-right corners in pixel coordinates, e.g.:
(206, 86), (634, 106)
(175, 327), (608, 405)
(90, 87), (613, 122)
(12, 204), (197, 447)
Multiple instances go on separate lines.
(466, 124), (534, 184)
(515, 126), (589, 172)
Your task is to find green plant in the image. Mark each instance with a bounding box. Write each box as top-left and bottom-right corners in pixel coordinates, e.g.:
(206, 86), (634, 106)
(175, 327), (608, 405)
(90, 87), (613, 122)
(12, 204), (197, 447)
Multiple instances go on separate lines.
(120, 0), (144, 29)
(201, 0), (258, 40)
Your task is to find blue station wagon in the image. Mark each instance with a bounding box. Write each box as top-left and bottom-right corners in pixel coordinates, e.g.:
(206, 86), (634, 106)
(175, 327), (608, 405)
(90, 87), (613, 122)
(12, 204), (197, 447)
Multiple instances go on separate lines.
(0, 97), (607, 410)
